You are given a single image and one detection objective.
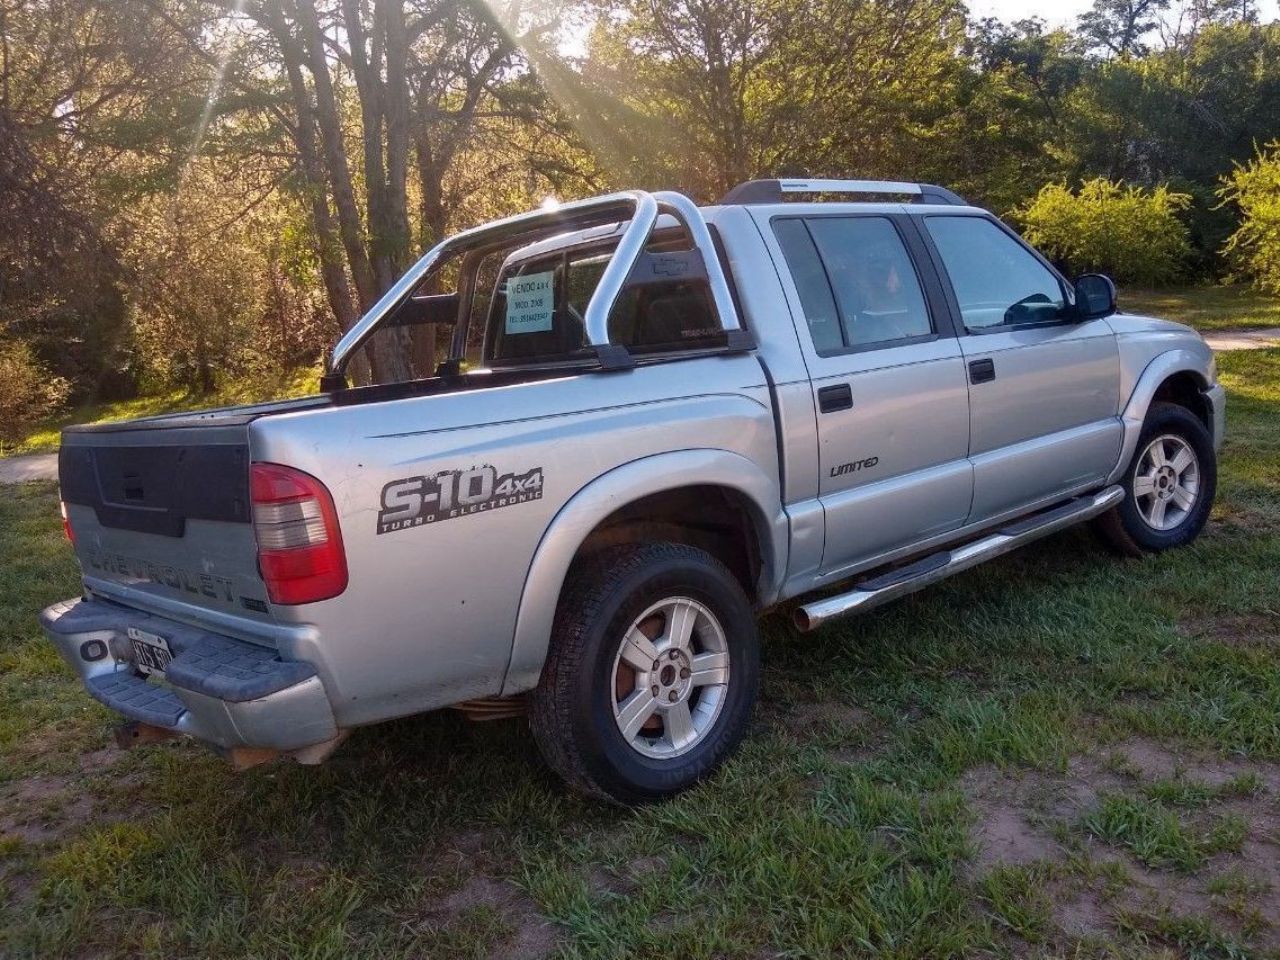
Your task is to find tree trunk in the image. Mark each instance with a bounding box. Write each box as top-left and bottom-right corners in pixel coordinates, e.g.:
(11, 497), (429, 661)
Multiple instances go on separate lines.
(416, 133), (449, 249)
(290, 0), (378, 313)
(341, 0), (392, 290)
(380, 0), (411, 273)
(292, 0), (408, 383)
(264, 0), (370, 383)
(263, 1), (356, 334)
(196, 335), (216, 394)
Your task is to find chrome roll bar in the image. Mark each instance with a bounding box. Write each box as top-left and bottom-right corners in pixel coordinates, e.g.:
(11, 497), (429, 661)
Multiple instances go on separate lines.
(579, 194), (658, 349)
(653, 191), (741, 335)
(329, 188), (742, 379)
(330, 190), (656, 375)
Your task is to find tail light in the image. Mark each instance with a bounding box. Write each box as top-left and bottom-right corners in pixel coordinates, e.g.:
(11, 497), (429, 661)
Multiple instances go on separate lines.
(250, 463), (348, 605)
(60, 500), (75, 544)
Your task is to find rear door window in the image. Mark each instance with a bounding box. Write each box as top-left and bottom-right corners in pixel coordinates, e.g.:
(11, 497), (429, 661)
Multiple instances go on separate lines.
(773, 216), (933, 354)
(772, 219), (843, 353)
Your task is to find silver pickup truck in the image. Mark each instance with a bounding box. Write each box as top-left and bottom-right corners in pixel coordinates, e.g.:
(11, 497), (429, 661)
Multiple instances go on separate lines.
(42, 179), (1224, 803)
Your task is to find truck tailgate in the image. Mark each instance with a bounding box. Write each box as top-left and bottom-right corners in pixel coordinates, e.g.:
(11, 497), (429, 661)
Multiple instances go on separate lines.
(59, 421), (273, 627)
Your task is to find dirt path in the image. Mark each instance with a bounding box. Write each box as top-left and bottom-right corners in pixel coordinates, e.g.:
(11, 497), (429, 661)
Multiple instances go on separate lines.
(1203, 327), (1280, 351)
(0, 453), (57, 485)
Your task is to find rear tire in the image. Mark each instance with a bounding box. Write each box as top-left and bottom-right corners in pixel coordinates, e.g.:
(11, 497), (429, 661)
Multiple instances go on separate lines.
(529, 542), (759, 805)
(1095, 402), (1216, 556)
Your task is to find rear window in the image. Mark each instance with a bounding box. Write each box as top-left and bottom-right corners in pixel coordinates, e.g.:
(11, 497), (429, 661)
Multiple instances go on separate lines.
(773, 215), (933, 354)
(486, 254), (583, 365)
(485, 230), (720, 366)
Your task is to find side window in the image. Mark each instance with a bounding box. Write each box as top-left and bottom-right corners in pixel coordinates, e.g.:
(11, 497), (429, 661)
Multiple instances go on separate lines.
(772, 219), (842, 353)
(925, 216), (1066, 330)
(565, 254), (609, 318)
(774, 216), (933, 354)
(572, 233), (720, 354)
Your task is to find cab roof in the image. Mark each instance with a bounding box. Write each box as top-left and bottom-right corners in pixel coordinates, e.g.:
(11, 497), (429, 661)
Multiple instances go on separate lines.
(499, 180), (983, 268)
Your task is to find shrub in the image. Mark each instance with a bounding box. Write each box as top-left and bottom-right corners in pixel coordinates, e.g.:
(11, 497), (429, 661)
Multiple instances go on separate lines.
(1219, 142), (1280, 295)
(0, 339), (70, 445)
(1015, 179), (1192, 286)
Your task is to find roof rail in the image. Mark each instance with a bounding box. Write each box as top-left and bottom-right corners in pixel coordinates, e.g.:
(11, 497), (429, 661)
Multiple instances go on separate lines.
(719, 178), (967, 206)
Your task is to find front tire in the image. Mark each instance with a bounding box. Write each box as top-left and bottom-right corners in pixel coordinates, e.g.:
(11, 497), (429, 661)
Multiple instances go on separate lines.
(1095, 401), (1216, 556)
(529, 542), (759, 804)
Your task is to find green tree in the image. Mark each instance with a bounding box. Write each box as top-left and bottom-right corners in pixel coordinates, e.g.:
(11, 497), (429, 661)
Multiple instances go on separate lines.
(0, 339), (69, 446)
(1219, 141), (1280, 294)
(1015, 179), (1192, 284)
(1077, 0), (1171, 58)
(580, 0), (968, 199)
(1050, 23), (1280, 271)
(0, 0), (209, 397)
(941, 18), (1083, 211)
(0, 106), (124, 397)
(124, 165), (272, 392)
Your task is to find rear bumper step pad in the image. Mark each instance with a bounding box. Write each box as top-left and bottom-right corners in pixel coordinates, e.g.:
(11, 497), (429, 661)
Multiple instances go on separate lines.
(165, 634), (317, 703)
(41, 597), (337, 751)
(88, 672), (186, 728)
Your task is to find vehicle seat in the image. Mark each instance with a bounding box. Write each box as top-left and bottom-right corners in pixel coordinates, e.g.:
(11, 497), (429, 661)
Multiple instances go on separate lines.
(631, 284), (712, 347)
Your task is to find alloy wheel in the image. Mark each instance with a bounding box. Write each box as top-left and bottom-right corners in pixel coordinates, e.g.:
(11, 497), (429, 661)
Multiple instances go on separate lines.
(1133, 433), (1200, 531)
(610, 597), (730, 759)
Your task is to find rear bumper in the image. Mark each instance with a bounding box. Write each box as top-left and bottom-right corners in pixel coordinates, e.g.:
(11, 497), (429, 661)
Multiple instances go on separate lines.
(40, 597), (339, 754)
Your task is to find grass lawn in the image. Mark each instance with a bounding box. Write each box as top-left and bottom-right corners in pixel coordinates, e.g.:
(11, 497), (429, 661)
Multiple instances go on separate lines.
(2, 318), (1280, 957)
(1123, 283), (1280, 332)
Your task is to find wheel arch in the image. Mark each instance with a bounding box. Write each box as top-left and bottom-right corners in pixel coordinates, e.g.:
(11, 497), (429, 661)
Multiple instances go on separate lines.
(1108, 349), (1215, 485)
(1152, 370), (1212, 427)
(500, 449), (787, 696)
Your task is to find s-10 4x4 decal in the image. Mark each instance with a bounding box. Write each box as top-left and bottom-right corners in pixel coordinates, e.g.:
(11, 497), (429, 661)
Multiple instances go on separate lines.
(376, 465), (544, 535)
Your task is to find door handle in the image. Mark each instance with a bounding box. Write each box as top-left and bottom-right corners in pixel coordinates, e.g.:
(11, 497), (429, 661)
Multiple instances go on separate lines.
(968, 358), (996, 384)
(817, 383), (853, 413)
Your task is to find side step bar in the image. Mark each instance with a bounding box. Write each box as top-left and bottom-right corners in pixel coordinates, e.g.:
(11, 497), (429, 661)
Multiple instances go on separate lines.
(793, 485), (1125, 632)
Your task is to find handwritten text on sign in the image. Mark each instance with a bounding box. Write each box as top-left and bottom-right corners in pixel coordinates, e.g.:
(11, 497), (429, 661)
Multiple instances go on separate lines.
(505, 270), (554, 334)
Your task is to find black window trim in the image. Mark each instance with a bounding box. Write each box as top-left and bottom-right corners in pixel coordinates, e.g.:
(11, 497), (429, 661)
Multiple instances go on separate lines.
(768, 211), (957, 359)
(916, 212), (1081, 337)
(706, 222), (749, 334)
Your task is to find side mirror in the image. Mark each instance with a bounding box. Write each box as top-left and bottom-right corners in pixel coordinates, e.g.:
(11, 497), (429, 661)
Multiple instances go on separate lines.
(387, 292), (460, 328)
(1073, 274), (1117, 319)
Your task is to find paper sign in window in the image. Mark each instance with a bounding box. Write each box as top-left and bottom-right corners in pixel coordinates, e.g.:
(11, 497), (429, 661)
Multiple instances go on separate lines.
(505, 271), (555, 334)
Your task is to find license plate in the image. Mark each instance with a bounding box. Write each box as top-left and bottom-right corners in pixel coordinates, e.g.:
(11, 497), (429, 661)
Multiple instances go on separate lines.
(127, 627), (173, 677)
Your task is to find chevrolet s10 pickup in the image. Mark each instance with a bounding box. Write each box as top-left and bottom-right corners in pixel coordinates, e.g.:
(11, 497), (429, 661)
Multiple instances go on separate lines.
(43, 179), (1223, 802)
